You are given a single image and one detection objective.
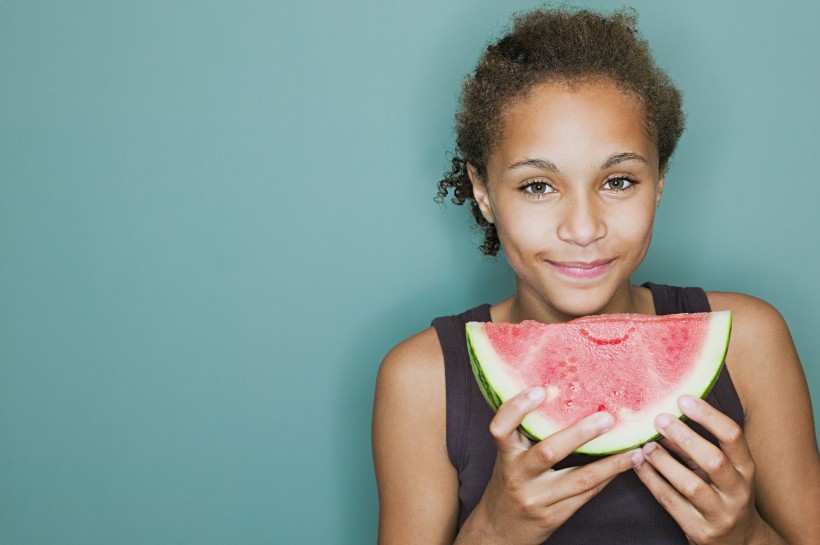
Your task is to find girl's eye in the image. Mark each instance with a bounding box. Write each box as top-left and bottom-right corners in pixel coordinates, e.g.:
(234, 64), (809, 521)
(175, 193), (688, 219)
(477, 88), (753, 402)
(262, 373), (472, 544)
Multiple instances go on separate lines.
(603, 177), (636, 191)
(523, 180), (553, 196)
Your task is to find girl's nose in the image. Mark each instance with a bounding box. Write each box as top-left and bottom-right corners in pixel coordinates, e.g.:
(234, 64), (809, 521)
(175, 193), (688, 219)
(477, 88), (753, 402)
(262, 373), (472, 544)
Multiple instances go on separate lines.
(556, 192), (607, 247)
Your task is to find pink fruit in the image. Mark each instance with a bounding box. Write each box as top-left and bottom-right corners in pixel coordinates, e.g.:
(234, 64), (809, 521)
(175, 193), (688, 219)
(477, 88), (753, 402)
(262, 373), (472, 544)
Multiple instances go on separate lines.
(466, 311), (732, 454)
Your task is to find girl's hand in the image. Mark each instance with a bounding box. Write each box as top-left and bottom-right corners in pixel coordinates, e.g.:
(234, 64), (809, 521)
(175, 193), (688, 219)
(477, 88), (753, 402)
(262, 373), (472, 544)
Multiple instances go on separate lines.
(457, 386), (643, 545)
(634, 395), (763, 545)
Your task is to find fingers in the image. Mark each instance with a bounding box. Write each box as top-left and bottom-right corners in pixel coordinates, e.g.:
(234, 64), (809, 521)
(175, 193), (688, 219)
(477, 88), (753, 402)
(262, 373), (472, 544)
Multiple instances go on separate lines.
(489, 387), (546, 456)
(490, 387), (617, 470)
(640, 441), (720, 510)
(650, 396), (753, 492)
(658, 438), (709, 481)
(653, 411), (742, 492)
(636, 439), (756, 542)
(637, 396), (757, 529)
(520, 411), (615, 474)
(477, 449), (640, 542)
(657, 437), (694, 466)
(506, 449), (641, 524)
(634, 449), (704, 529)
(677, 396), (755, 480)
(544, 448), (643, 503)
(540, 473), (619, 524)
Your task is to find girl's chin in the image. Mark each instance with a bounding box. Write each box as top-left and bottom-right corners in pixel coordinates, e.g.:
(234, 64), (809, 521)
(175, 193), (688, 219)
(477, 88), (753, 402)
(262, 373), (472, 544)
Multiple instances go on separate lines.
(521, 279), (633, 319)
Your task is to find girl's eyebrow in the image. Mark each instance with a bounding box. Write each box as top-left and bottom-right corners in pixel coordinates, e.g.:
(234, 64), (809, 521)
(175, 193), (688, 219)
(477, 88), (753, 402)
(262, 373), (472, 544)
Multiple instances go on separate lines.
(601, 152), (648, 169)
(507, 158), (559, 171)
(508, 152), (648, 173)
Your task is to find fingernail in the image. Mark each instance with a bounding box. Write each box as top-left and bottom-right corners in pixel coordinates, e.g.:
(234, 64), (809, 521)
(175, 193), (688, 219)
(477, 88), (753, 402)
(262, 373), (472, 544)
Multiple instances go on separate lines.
(597, 412), (614, 432)
(679, 395), (696, 412)
(655, 413), (672, 429)
(643, 442), (657, 455)
(631, 448), (644, 467)
(527, 387), (545, 401)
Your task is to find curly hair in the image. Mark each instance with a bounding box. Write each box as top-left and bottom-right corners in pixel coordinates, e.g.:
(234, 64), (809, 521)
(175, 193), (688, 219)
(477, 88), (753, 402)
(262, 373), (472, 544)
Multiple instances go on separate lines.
(436, 7), (686, 256)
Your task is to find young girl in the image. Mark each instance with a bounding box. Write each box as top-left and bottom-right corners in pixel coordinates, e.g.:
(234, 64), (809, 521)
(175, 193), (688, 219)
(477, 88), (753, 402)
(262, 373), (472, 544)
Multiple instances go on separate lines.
(372, 8), (819, 545)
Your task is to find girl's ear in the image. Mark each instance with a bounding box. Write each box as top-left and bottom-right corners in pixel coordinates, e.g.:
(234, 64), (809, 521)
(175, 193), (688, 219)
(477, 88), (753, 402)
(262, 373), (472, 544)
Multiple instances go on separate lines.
(467, 163), (495, 224)
(656, 175), (665, 208)
(656, 162), (668, 208)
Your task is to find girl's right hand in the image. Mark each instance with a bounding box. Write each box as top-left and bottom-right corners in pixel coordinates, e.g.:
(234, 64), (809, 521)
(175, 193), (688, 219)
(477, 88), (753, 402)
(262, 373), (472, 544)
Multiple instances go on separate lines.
(456, 386), (644, 545)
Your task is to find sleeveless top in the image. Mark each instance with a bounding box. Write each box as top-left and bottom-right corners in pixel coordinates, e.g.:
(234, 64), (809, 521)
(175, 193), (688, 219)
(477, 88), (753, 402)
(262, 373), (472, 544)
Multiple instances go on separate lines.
(431, 283), (745, 544)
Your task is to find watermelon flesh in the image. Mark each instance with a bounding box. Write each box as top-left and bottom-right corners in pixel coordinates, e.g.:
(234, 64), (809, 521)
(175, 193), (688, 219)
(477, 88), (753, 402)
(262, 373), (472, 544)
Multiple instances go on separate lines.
(466, 311), (732, 454)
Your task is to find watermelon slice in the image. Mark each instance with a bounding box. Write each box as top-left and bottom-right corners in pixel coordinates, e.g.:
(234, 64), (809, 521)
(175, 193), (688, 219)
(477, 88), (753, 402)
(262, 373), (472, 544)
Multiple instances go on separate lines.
(466, 311), (732, 454)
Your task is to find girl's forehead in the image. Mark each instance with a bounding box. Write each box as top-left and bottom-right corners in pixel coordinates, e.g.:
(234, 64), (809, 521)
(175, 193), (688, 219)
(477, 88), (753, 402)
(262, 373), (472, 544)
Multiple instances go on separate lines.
(503, 78), (647, 128)
(490, 78), (658, 169)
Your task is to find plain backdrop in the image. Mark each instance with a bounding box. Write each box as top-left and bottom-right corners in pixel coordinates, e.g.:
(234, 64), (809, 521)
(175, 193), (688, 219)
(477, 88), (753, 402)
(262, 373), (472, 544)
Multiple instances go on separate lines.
(2, 1), (818, 543)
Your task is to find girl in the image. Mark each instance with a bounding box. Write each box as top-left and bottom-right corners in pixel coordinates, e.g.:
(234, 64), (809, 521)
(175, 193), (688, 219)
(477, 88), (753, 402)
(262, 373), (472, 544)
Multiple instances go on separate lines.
(372, 8), (819, 545)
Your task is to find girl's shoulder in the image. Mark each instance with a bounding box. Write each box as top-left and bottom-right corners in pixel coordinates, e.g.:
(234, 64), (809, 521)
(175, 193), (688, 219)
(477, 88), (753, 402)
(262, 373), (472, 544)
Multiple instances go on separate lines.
(374, 326), (448, 454)
(705, 291), (793, 372)
(377, 326), (444, 390)
(706, 290), (784, 322)
(705, 291), (795, 412)
(377, 301), (489, 392)
(706, 291), (791, 355)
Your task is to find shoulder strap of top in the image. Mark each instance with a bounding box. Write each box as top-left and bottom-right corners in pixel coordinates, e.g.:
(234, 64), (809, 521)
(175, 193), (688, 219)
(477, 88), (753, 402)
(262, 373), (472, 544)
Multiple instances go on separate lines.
(643, 282), (745, 426)
(643, 282), (710, 314)
(432, 304), (491, 467)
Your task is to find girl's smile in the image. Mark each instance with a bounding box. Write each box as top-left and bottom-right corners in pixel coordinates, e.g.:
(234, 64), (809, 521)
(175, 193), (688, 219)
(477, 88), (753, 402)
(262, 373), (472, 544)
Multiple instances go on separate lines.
(547, 258), (614, 279)
(469, 77), (664, 323)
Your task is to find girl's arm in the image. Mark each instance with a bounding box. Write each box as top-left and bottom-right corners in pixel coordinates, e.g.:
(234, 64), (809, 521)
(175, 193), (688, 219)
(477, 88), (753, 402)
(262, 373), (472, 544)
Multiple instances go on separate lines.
(711, 293), (820, 544)
(372, 327), (460, 545)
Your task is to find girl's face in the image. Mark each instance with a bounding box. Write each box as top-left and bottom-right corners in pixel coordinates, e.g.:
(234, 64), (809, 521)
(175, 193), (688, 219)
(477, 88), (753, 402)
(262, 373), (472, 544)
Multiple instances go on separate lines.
(470, 78), (663, 321)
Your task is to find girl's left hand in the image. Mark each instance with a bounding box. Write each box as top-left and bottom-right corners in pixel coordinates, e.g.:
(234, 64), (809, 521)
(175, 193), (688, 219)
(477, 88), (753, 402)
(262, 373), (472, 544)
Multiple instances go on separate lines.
(634, 395), (763, 545)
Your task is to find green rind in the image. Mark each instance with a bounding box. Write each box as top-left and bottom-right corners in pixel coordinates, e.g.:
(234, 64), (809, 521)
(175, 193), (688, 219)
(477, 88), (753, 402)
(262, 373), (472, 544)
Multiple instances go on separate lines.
(465, 311), (733, 455)
(466, 333), (503, 412)
(467, 325), (543, 443)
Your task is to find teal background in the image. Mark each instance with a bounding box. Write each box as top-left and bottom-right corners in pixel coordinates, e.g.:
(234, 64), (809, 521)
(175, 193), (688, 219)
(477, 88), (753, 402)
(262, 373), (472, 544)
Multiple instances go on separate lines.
(1, 1), (818, 543)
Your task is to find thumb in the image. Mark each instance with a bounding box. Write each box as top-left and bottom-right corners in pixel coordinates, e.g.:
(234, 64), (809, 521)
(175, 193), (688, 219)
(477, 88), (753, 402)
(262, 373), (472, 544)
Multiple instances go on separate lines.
(488, 386), (545, 456)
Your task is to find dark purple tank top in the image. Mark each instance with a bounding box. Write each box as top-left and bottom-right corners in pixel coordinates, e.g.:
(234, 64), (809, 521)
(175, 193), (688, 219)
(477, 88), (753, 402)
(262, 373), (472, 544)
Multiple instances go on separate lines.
(431, 283), (745, 544)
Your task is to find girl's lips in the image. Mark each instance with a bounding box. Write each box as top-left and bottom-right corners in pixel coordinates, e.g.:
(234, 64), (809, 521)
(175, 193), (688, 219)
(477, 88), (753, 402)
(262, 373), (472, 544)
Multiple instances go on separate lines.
(548, 259), (614, 279)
